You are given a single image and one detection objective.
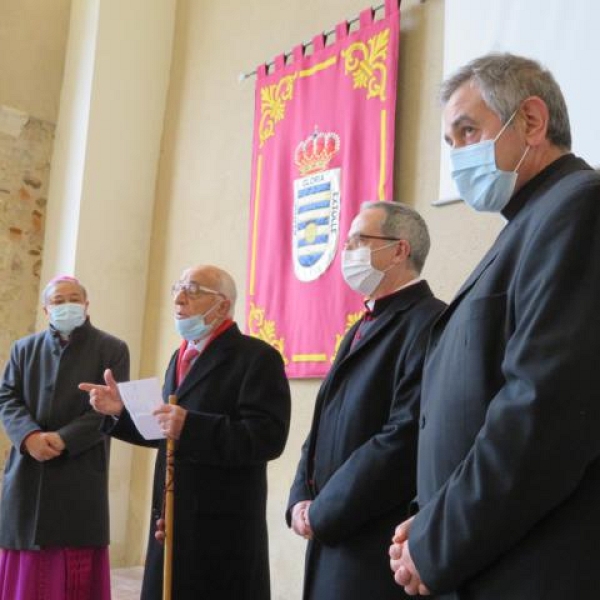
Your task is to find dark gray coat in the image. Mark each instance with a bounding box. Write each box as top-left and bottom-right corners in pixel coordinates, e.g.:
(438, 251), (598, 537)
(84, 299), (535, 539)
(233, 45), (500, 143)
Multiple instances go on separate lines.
(288, 281), (445, 600)
(411, 155), (600, 599)
(0, 319), (130, 549)
(107, 323), (291, 600)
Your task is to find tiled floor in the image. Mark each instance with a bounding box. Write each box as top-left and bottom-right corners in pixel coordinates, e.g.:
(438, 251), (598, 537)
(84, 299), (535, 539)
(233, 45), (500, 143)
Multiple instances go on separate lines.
(111, 566), (144, 600)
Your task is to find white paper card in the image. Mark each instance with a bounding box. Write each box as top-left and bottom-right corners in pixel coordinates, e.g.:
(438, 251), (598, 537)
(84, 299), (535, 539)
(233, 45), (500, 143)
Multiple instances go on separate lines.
(117, 377), (165, 440)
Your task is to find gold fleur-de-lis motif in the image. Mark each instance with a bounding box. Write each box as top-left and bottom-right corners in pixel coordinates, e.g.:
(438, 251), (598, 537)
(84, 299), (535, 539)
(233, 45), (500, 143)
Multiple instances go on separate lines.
(258, 74), (298, 147)
(330, 311), (364, 363)
(342, 28), (390, 101)
(248, 302), (289, 364)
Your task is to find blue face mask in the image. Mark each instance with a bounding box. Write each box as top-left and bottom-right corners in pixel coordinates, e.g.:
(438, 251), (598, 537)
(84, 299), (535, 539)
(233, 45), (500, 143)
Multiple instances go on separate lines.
(49, 303), (87, 335)
(174, 302), (221, 342)
(450, 110), (529, 213)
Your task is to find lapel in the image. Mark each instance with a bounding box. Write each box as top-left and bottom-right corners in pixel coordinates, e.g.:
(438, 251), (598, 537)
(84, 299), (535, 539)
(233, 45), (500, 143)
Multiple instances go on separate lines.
(332, 320), (360, 365)
(164, 351), (179, 398)
(328, 281), (434, 383)
(348, 280), (432, 356)
(429, 225), (511, 339)
(305, 281), (434, 480)
(166, 325), (241, 404)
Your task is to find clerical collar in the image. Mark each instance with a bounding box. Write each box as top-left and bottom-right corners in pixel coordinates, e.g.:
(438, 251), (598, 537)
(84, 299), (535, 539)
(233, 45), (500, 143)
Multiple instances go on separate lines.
(365, 277), (422, 312)
(502, 153), (577, 221)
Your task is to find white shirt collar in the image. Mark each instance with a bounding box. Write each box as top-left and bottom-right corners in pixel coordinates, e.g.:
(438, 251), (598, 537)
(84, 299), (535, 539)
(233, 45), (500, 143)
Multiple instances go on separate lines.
(365, 277), (422, 311)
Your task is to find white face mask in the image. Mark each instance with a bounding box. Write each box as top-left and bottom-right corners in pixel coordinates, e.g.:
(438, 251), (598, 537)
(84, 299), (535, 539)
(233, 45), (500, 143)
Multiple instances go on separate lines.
(341, 242), (396, 296)
(49, 303), (86, 335)
(450, 110), (529, 212)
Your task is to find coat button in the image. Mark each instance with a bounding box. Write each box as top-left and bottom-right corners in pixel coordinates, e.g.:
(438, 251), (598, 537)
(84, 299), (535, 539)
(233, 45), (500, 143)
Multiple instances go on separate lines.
(420, 414), (426, 429)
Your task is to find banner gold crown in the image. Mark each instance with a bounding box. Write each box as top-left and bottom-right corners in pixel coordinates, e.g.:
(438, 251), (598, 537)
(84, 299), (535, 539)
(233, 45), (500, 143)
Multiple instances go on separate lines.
(294, 128), (340, 176)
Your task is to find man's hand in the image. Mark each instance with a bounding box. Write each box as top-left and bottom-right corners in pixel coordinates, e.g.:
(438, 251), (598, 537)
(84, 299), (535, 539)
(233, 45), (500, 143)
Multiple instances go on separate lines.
(389, 516), (431, 596)
(153, 404), (187, 440)
(24, 431), (64, 461)
(44, 432), (66, 453)
(291, 500), (314, 540)
(79, 369), (124, 416)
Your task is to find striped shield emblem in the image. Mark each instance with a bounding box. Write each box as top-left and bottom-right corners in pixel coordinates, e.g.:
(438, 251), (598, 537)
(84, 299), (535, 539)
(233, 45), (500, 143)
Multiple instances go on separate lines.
(292, 168), (341, 282)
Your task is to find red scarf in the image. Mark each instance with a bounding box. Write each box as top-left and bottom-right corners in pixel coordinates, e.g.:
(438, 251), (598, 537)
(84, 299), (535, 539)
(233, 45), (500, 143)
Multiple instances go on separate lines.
(175, 319), (234, 386)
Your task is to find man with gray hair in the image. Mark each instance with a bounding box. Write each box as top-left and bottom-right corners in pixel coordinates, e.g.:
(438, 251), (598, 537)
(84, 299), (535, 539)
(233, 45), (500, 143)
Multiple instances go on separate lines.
(0, 275), (129, 599)
(390, 53), (600, 599)
(80, 264), (291, 600)
(288, 202), (445, 600)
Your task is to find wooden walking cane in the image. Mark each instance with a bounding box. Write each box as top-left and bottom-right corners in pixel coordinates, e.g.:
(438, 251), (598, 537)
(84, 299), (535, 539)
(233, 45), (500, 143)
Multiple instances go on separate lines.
(163, 394), (177, 600)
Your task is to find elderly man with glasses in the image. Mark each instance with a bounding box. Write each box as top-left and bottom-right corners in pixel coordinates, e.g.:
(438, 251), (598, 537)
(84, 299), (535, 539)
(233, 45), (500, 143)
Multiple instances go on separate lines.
(80, 265), (291, 600)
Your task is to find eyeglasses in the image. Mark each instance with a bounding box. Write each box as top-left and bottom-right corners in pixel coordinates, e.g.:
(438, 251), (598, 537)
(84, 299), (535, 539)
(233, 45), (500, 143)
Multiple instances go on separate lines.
(171, 281), (223, 299)
(344, 233), (402, 248)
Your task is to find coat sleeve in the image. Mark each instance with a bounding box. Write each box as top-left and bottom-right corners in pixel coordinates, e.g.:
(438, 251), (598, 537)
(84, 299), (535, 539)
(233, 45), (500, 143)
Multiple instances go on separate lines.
(286, 435), (313, 525)
(410, 176), (600, 593)
(0, 342), (42, 449)
(286, 321), (363, 526)
(59, 338), (130, 456)
(306, 327), (429, 545)
(102, 409), (160, 448)
(176, 345), (291, 466)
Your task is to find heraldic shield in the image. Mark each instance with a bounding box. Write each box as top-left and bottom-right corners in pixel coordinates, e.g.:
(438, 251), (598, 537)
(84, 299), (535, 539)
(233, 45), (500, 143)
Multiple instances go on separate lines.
(292, 129), (341, 282)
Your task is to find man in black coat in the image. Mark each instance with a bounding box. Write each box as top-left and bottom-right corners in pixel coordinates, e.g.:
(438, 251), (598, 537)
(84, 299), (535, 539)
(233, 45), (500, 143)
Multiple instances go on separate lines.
(81, 265), (291, 600)
(390, 53), (600, 599)
(288, 201), (445, 600)
(0, 275), (130, 598)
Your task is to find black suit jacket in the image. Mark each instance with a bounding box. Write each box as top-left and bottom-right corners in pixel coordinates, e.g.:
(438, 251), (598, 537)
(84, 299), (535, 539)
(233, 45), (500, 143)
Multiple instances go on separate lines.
(108, 324), (291, 600)
(411, 155), (600, 599)
(288, 281), (445, 600)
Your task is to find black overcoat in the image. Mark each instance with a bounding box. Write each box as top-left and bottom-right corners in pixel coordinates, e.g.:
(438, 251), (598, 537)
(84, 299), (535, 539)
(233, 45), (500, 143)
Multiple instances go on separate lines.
(288, 281), (445, 600)
(0, 319), (130, 549)
(411, 155), (600, 599)
(108, 323), (291, 600)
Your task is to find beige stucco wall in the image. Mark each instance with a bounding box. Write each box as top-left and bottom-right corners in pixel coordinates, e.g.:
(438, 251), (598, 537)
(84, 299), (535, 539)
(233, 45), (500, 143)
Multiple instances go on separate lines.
(0, 0), (71, 123)
(135, 0), (503, 597)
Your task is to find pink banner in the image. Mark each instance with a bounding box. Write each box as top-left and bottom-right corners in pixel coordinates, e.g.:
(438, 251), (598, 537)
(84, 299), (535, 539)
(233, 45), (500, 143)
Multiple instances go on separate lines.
(246, 0), (401, 378)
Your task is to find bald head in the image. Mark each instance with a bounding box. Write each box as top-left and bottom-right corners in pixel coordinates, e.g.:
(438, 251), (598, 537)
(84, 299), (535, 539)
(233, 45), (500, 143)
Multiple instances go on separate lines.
(180, 265), (237, 317)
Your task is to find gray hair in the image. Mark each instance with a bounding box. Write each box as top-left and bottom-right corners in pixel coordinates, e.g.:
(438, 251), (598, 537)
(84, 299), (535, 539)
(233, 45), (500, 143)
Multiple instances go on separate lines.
(42, 276), (87, 305)
(361, 201), (431, 274)
(440, 52), (571, 150)
(214, 269), (237, 318)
